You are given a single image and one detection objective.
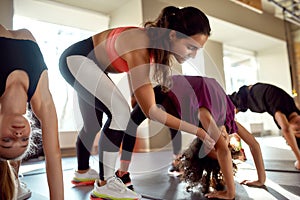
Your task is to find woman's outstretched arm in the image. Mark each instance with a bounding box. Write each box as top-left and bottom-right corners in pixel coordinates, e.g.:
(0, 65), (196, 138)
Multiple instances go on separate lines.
(30, 71), (64, 200)
(125, 43), (215, 149)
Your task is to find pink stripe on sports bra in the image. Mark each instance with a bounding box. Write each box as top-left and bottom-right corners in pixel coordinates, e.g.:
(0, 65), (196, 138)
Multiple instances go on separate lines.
(105, 27), (136, 73)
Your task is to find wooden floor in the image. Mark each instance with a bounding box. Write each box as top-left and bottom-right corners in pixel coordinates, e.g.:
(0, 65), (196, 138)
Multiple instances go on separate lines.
(19, 135), (300, 200)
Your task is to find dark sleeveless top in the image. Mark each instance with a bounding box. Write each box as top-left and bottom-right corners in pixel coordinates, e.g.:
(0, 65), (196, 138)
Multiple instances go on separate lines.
(0, 37), (47, 101)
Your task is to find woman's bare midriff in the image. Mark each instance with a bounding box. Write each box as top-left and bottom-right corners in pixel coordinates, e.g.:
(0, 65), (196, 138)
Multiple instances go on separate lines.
(91, 27), (147, 74)
(92, 29), (120, 73)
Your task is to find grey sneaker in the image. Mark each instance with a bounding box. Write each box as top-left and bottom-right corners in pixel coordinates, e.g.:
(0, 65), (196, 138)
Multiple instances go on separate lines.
(72, 168), (98, 186)
(17, 180), (32, 200)
(90, 176), (142, 200)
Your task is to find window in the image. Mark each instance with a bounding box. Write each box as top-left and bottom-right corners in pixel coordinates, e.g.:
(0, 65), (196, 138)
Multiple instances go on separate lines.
(223, 45), (258, 93)
(13, 15), (96, 131)
(223, 45), (263, 129)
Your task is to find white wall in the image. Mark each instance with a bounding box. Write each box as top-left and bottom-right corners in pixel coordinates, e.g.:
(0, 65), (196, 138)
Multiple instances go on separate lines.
(109, 0), (143, 27)
(14, 0), (109, 32)
(257, 44), (291, 92)
(203, 40), (226, 88)
(0, 0), (13, 29)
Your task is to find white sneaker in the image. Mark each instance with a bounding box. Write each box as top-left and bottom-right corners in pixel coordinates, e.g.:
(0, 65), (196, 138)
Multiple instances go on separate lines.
(72, 168), (99, 186)
(90, 176), (142, 200)
(17, 180), (32, 200)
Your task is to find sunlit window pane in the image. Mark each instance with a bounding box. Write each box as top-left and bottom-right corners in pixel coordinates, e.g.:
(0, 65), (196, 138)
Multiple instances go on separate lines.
(13, 15), (95, 131)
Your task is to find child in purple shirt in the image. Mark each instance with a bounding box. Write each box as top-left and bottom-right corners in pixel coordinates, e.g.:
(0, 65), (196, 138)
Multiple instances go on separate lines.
(125, 75), (265, 198)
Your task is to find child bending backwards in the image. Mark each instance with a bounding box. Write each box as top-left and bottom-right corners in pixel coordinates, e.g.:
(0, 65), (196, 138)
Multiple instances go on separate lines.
(125, 75), (265, 199)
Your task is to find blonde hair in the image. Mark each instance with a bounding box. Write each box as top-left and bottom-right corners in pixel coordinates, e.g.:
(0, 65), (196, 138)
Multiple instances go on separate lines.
(0, 161), (17, 200)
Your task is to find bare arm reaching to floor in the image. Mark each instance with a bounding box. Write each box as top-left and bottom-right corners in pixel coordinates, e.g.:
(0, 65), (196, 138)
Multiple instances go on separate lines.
(30, 71), (64, 200)
(236, 121), (266, 186)
(126, 42), (215, 149)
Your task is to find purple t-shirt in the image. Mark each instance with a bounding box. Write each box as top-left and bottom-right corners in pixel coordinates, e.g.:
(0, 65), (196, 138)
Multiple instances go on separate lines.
(167, 75), (237, 134)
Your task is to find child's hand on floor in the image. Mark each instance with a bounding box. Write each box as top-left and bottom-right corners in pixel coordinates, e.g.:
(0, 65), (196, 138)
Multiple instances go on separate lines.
(240, 179), (265, 188)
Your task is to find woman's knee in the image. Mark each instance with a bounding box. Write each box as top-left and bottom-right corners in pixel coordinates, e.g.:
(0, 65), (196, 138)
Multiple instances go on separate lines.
(110, 104), (131, 130)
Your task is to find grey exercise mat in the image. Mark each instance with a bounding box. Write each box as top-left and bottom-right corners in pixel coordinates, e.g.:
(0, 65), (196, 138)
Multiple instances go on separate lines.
(21, 157), (75, 176)
(243, 138), (299, 173)
(279, 185), (300, 197)
(264, 160), (300, 173)
(133, 172), (275, 200)
(20, 154), (300, 200)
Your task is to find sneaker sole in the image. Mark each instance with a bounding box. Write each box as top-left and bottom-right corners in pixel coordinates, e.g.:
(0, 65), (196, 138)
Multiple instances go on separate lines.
(90, 193), (139, 200)
(17, 192), (32, 200)
(90, 195), (110, 200)
(71, 180), (95, 186)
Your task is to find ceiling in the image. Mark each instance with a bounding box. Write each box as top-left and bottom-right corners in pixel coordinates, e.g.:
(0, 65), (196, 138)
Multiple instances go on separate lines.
(48, 0), (296, 52)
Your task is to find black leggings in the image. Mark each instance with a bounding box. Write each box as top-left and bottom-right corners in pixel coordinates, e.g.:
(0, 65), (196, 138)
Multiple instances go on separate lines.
(59, 37), (130, 180)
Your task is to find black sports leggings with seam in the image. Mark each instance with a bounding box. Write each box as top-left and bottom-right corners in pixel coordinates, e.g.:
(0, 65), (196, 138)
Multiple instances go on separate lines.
(59, 37), (133, 180)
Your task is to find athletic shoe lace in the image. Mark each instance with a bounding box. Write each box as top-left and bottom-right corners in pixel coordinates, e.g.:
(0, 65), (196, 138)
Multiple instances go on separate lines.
(107, 176), (127, 193)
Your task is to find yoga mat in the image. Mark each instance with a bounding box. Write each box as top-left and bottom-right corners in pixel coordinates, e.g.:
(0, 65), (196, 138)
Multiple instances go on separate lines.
(242, 137), (299, 173)
(279, 185), (300, 197)
(20, 153), (300, 200)
(264, 160), (300, 173)
(20, 157), (76, 176)
(133, 172), (277, 200)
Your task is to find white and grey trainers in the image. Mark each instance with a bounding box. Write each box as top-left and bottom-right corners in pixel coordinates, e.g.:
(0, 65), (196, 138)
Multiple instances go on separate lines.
(17, 180), (32, 200)
(90, 176), (142, 200)
(72, 168), (99, 186)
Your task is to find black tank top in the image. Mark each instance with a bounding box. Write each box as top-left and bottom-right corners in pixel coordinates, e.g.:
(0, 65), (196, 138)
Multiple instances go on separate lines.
(0, 37), (47, 101)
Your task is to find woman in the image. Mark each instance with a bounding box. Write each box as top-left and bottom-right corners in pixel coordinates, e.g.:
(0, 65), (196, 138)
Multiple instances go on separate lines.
(125, 75), (266, 199)
(229, 83), (300, 170)
(59, 6), (215, 200)
(0, 25), (64, 200)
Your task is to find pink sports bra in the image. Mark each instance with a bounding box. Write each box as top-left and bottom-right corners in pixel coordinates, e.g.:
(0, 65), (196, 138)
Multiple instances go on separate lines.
(105, 27), (135, 72)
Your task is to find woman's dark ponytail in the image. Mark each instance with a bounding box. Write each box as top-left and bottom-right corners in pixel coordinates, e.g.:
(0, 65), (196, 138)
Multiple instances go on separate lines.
(144, 6), (211, 90)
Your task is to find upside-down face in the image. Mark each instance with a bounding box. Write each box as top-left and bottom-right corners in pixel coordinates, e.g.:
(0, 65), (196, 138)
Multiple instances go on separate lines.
(0, 114), (31, 160)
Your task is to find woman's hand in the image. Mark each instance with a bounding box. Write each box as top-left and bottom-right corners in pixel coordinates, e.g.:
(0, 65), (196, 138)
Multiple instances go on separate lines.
(196, 128), (215, 150)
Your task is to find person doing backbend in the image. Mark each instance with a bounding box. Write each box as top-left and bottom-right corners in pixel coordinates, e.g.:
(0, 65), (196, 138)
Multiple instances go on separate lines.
(124, 75), (266, 199)
(229, 82), (300, 170)
(0, 25), (64, 200)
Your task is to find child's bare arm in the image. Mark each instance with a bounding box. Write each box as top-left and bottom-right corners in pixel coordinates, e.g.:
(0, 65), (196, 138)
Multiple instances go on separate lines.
(236, 121), (266, 186)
